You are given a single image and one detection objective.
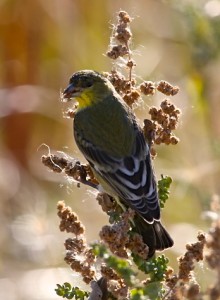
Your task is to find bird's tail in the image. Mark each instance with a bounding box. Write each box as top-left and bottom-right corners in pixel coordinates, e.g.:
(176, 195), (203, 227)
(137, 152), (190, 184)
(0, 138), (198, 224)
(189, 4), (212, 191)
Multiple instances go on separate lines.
(134, 215), (173, 259)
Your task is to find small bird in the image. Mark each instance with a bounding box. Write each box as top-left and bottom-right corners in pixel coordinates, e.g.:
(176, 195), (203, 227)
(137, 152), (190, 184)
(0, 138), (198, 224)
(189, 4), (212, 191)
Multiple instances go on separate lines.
(62, 70), (173, 258)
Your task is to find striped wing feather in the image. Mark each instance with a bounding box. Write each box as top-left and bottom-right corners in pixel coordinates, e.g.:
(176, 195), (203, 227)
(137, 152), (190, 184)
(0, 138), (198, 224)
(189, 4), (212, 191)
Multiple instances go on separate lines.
(74, 124), (160, 224)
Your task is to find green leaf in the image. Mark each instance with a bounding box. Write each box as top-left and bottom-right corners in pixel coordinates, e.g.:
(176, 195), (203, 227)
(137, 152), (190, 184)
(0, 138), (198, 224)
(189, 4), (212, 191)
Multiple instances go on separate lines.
(55, 283), (89, 299)
(91, 243), (108, 258)
(130, 282), (165, 300)
(158, 175), (172, 209)
(132, 254), (169, 282)
(143, 281), (164, 300)
(92, 243), (136, 286)
(105, 255), (136, 286)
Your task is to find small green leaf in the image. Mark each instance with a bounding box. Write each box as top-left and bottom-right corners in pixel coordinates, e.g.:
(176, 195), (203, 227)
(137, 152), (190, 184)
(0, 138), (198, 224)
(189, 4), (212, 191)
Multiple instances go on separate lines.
(55, 283), (89, 299)
(158, 175), (172, 209)
(91, 243), (107, 258)
(132, 254), (169, 282)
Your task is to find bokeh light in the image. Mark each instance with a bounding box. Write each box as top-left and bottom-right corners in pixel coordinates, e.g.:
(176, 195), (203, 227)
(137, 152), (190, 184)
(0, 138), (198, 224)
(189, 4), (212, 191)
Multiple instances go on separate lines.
(1, 1), (220, 299)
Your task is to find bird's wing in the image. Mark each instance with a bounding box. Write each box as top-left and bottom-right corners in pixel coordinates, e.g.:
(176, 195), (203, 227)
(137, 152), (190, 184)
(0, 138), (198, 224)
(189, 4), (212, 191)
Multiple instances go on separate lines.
(74, 124), (160, 224)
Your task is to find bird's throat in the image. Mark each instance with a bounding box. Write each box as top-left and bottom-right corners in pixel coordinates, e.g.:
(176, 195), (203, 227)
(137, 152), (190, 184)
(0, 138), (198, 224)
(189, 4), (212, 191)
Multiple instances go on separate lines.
(76, 90), (95, 109)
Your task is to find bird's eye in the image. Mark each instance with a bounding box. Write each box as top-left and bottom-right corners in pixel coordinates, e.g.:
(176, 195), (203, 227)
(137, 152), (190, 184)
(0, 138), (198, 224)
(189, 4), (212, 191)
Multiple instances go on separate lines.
(79, 78), (93, 89)
(85, 81), (93, 88)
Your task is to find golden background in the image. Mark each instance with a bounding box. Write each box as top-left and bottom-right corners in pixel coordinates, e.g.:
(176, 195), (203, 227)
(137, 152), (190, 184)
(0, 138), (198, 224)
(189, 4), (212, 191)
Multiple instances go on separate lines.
(1, 0), (220, 299)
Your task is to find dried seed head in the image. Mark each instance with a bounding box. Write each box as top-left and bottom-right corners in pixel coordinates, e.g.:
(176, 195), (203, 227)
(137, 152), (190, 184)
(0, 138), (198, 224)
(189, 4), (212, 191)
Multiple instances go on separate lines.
(101, 264), (120, 281)
(126, 59), (136, 69)
(106, 45), (128, 60)
(178, 232), (205, 282)
(157, 80), (180, 96)
(118, 11), (132, 23)
(123, 89), (140, 106)
(96, 192), (116, 213)
(148, 100), (181, 146)
(127, 233), (149, 259)
(115, 25), (132, 44)
(57, 200), (85, 235)
(139, 81), (156, 96)
(64, 237), (86, 253)
(170, 136), (180, 145)
(160, 99), (176, 114)
(143, 119), (156, 146)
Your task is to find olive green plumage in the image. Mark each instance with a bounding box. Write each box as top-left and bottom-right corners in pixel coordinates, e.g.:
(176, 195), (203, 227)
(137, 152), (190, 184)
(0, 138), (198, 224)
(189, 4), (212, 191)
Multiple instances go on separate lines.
(74, 93), (135, 157)
(63, 70), (173, 258)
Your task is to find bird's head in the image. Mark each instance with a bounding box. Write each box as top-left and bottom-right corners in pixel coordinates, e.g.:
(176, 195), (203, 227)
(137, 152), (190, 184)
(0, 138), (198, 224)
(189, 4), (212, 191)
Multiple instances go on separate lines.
(62, 70), (114, 109)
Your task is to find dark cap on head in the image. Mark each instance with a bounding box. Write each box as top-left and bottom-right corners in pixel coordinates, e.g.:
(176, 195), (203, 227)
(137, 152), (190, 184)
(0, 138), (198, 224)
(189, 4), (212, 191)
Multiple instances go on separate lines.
(69, 70), (107, 88)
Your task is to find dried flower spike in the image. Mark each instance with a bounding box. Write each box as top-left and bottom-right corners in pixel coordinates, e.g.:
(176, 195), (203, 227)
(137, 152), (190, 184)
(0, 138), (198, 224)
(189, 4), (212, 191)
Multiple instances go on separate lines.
(106, 45), (128, 60)
(57, 200), (85, 235)
(114, 20), (132, 45)
(96, 192), (116, 213)
(118, 11), (132, 23)
(157, 80), (180, 96)
(139, 81), (156, 96)
(148, 100), (181, 146)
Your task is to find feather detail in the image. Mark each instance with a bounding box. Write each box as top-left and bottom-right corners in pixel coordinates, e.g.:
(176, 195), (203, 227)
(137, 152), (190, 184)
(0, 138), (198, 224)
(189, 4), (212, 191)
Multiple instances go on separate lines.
(74, 107), (160, 223)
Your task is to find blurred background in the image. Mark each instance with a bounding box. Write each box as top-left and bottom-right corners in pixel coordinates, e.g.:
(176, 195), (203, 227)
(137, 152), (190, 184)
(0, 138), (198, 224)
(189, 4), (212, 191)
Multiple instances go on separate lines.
(1, 0), (220, 299)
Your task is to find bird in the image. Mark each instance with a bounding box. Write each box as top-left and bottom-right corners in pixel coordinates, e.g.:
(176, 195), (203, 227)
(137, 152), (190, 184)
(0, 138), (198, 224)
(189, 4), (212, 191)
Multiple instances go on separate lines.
(62, 70), (173, 258)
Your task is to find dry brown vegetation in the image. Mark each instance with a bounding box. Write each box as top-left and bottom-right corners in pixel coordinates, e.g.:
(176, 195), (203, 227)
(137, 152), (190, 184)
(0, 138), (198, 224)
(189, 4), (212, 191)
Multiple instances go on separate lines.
(1, 1), (220, 299)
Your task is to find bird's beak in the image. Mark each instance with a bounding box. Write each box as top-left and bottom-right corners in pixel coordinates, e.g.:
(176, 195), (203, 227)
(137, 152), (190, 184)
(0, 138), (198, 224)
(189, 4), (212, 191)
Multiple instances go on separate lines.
(61, 83), (81, 102)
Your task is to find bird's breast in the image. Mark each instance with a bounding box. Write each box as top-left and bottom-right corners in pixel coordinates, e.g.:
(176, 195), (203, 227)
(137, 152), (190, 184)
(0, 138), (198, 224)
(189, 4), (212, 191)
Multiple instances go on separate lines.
(74, 100), (136, 158)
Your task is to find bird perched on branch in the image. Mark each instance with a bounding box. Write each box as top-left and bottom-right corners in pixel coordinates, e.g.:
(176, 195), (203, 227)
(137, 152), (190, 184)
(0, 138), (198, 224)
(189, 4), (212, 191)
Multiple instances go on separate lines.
(62, 70), (173, 258)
